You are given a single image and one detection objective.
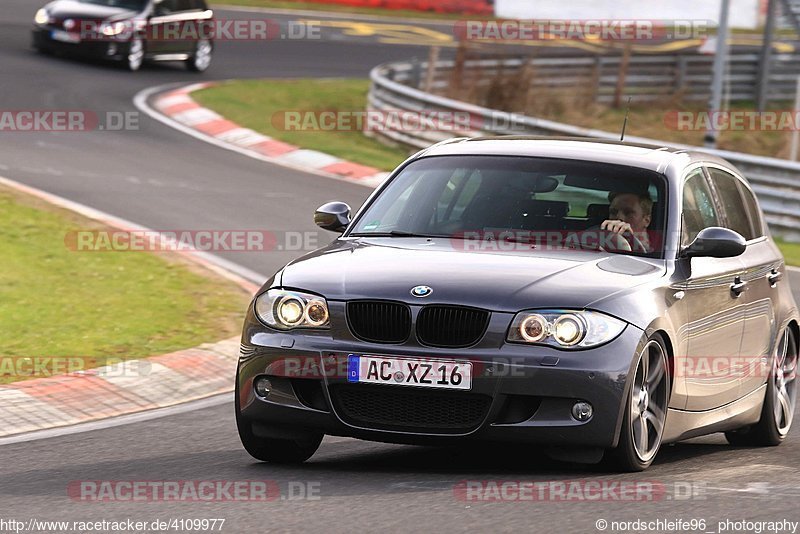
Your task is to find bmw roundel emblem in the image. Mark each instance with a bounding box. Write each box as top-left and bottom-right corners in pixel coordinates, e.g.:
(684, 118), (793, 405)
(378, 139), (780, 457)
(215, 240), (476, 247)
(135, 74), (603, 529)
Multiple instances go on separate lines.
(63, 18), (75, 30)
(410, 285), (432, 297)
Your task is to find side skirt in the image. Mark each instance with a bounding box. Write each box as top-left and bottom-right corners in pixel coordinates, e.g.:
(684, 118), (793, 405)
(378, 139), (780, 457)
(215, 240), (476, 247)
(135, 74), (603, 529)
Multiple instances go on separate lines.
(662, 384), (766, 443)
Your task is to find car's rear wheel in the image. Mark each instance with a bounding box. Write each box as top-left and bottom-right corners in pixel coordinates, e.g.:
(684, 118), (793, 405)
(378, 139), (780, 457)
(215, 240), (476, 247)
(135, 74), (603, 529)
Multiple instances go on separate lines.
(725, 328), (797, 446)
(186, 39), (212, 72)
(126, 38), (144, 71)
(235, 376), (322, 463)
(609, 334), (670, 471)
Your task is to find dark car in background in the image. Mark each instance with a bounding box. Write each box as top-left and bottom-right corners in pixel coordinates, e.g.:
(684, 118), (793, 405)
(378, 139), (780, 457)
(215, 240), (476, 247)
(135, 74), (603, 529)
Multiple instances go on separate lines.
(235, 137), (799, 471)
(32, 0), (214, 71)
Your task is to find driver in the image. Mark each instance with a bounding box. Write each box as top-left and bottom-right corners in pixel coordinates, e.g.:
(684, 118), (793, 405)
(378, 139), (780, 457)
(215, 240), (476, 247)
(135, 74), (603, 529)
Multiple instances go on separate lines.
(601, 191), (653, 252)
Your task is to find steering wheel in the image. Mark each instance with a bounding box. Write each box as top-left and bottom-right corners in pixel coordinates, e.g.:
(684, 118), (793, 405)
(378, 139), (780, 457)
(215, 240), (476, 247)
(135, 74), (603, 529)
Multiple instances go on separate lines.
(594, 227), (649, 254)
(626, 231), (649, 254)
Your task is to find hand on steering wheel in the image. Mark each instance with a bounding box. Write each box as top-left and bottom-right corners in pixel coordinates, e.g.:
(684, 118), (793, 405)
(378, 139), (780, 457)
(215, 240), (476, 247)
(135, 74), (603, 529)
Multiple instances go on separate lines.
(599, 220), (648, 253)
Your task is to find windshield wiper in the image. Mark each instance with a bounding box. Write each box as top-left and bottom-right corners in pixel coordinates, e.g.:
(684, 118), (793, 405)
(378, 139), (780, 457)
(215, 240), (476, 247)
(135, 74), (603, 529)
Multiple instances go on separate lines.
(349, 230), (444, 238)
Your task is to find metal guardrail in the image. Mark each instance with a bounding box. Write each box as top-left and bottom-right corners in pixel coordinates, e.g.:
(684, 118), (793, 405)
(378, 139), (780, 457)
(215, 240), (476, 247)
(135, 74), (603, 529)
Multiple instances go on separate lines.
(391, 53), (800, 105)
(368, 59), (800, 242)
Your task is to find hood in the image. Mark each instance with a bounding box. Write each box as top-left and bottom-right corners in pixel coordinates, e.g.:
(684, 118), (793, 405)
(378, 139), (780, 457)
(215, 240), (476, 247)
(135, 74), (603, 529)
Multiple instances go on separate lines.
(45, 0), (141, 20)
(278, 238), (667, 312)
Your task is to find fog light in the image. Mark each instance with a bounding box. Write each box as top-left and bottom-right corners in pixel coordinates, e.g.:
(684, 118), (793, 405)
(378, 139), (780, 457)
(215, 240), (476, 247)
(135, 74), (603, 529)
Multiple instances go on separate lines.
(254, 377), (272, 397)
(571, 401), (593, 421)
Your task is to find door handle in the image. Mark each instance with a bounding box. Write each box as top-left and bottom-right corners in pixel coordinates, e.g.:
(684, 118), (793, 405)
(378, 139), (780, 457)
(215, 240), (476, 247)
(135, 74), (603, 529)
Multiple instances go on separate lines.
(767, 269), (783, 287)
(730, 277), (747, 297)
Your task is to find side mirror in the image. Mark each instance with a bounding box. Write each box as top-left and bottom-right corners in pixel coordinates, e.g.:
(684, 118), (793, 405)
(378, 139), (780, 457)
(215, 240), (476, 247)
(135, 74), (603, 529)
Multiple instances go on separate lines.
(680, 227), (746, 259)
(314, 201), (351, 233)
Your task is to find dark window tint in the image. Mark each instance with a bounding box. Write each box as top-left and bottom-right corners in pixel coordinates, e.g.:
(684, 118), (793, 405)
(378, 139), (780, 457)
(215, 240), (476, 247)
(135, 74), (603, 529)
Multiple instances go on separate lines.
(156, 0), (178, 13)
(707, 168), (755, 241)
(79, 0), (148, 9)
(174, 0), (194, 11)
(682, 169), (719, 246)
(736, 180), (764, 239)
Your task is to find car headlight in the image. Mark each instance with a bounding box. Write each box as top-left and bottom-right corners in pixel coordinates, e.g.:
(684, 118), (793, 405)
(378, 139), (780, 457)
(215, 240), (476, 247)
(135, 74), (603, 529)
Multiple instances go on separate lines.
(254, 289), (330, 330)
(101, 21), (128, 36)
(34, 9), (49, 25)
(507, 310), (626, 349)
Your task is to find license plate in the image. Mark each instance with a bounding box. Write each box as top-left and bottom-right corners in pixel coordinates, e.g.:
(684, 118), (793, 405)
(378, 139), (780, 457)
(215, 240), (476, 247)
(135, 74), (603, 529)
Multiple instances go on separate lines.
(51, 30), (80, 43)
(347, 354), (472, 390)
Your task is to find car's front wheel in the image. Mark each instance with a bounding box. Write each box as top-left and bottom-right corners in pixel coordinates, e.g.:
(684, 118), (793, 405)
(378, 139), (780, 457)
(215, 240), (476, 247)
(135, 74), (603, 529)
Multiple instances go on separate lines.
(186, 39), (212, 72)
(725, 328), (797, 446)
(235, 377), (323, 463)
(237, 422), (323, 463)
(609, 334), (670, 471)
(126, 38), (144, 71)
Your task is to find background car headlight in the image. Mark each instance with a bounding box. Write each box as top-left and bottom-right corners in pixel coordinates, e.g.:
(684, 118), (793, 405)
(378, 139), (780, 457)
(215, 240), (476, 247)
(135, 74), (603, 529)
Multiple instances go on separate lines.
(34, 9), (49, 25)
(507, 310), (625, 349)
(101, 21), (128, 36)
(254, 289), (330, 330)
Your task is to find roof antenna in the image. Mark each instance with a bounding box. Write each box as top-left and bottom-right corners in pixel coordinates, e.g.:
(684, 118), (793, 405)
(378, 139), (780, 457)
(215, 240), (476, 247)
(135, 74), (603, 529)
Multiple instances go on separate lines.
(620, 96), (632, 141)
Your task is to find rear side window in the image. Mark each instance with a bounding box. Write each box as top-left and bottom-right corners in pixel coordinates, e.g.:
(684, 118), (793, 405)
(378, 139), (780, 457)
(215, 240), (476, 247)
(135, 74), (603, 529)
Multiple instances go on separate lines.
(174, 0), (194, 11)
(682, 169), (719, 246)
(155, 0), (177, 13)
(157, 0), (192, 12)
(737, 180), (765, 239)
(707, 168), (756, 241)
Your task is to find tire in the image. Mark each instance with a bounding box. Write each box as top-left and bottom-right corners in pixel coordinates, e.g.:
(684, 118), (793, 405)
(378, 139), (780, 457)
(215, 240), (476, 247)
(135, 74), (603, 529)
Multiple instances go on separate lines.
(126, 38), (144, 71)
(235, 376), (323, 463)
(186, 39), (212, 72)
(608, 333), (671, 471)
(725, 328), (797, 447)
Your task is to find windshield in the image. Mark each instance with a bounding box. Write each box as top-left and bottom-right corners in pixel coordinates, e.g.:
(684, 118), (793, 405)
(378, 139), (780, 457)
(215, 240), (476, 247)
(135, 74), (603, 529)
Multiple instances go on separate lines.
(77, 0), (147, 10)
(348, 155), (666, 257)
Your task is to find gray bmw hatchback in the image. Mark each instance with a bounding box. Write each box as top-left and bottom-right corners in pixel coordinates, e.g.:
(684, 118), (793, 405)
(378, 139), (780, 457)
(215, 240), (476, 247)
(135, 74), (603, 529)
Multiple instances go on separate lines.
(236, 137), (799, 471)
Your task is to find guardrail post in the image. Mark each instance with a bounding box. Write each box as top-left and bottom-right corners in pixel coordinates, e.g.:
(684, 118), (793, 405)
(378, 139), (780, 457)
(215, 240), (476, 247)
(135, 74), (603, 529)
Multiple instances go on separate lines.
(613, 44), (632, 108)
(409, 58), (421, 89)
(591, 57), (602, 104)
(675, 56), (688, 94)
(757, 0), (777, 110)
(423, 46), (441, 93)
(450, 42), (468, 98)
(791, 77), (800, 161)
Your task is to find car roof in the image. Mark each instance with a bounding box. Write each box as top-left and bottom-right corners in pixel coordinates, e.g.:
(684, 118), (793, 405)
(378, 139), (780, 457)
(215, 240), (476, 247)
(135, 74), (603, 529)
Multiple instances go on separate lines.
(416, 136), (732, 175)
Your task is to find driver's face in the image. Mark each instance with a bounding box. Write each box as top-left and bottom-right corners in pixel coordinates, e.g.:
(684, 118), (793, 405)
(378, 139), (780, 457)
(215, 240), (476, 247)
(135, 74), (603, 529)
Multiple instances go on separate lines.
(609, 194), (651, 233)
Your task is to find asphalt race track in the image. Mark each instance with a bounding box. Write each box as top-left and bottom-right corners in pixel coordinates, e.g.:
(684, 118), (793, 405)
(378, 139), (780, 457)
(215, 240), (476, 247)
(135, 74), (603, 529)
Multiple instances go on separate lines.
(2, 1), (800, 531)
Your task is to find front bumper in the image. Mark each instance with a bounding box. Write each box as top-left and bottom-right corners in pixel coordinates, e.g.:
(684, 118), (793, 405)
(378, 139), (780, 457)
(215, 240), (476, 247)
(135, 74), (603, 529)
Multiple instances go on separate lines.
(32, 27), (132, 61)
(237, 305), (646, 449)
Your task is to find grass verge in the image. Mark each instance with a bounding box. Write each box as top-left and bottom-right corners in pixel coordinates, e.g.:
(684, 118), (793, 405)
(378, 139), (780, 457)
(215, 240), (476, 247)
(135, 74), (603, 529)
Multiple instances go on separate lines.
(777, 240), (800, 267)
(193, 78), (410, 171)
(0, 185), (251, 384)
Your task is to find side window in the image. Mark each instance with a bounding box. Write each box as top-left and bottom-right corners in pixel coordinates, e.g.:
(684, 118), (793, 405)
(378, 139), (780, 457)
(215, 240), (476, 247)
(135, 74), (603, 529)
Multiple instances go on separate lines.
(737, 180), (764, 239)
(682, 169), (719, 246)
(707, 168), (755, 241)
(155, 0), (178, 14)
(174, 0), (194, 11)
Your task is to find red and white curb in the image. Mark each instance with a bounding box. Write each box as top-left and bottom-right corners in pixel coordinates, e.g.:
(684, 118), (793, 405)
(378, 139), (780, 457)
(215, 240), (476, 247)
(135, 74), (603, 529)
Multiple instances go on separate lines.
(0, 338), (240, 438)
(138, 82), (390, 189)
(0, 174), (261, 439)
